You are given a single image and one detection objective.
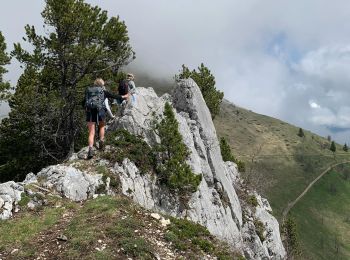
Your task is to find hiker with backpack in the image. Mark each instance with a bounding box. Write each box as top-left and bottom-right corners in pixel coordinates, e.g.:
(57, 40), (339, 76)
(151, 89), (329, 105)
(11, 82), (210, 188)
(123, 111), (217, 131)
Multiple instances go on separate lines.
(84, 78), (127, 159)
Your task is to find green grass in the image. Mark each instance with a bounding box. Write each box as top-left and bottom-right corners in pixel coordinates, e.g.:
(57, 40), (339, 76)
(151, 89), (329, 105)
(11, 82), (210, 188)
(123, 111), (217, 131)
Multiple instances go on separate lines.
(0, 206), (64, 251)
(290, 166), (350, 259)
(64, 195), (154, 259)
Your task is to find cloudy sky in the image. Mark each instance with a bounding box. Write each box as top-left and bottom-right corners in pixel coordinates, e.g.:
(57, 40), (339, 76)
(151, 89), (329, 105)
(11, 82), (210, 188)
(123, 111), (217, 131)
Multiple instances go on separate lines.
(1, 0), (350, 144)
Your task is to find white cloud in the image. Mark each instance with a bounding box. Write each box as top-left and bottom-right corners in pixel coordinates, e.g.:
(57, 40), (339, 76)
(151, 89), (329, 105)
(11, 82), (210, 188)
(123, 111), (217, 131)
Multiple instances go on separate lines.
(2, 0), (350, 144)
(309, 101), (320, 109)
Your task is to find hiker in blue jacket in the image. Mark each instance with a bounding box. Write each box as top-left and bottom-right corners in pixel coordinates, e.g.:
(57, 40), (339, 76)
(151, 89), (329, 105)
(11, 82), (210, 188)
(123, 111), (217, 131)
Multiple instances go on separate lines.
(83, 78), (128, 159)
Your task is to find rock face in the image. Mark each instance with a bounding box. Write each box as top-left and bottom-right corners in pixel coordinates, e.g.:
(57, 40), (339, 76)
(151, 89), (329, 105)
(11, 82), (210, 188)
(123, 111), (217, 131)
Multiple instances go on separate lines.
(109, 79), (286, 259)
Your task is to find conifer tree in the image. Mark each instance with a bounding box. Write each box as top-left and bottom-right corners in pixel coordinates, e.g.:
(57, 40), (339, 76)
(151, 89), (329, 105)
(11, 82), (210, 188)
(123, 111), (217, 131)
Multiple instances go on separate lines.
(297, 128), (305, 137)
(220, 137), (235, 162)
(343, 143), (348, 152)
(330, 141), (336, 153)
(176, 63), (224, 118)
(0, 31), (11, 101)
(0, 0), (134, 181)
(155, 102), (202, 193)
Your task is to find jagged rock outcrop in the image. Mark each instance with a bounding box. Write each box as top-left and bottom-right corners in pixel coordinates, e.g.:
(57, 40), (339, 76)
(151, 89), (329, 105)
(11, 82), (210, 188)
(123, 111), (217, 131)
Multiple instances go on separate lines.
(0, 79), (286, 259)
(108, 79), (286, 259)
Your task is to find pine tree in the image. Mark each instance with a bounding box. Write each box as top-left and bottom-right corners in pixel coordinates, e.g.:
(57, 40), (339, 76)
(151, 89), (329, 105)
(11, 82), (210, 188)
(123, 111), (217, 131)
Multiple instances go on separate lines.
(297, 128), (305, 137)
(176, 63), (224, 118)
(0, 31), (11, 101)
(0, 0), (134, 181)
(343, 143), (348, 152)
(219, 137), (245, 172)
(155, 102), (202, 193)
(220, 137), (235, 162)
(330, 141), (336, 153)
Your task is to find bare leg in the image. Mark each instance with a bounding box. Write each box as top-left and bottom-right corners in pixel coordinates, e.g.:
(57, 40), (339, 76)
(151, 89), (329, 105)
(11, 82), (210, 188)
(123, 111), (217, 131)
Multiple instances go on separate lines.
(99, 121), (105, 141)
(88, 122), (95, 147)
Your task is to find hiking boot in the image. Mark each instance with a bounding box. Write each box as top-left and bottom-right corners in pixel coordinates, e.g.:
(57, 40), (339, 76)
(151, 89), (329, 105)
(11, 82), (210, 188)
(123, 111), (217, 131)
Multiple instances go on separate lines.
(87, 147), (94, 159)
(98, 139), (105, 151)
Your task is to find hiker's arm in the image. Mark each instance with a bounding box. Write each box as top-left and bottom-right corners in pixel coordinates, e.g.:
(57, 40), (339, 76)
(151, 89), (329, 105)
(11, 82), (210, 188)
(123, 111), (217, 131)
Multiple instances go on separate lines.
(104, 90), (127, 100)
(104, 99), (114, 118)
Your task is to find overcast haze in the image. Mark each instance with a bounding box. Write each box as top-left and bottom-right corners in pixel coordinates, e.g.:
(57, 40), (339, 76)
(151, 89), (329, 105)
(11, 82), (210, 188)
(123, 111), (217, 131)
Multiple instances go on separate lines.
(1, 1), (350, 144)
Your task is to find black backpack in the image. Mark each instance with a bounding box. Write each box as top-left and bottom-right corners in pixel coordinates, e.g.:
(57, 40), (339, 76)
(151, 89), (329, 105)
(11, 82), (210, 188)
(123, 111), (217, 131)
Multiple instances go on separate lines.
(118, 79), (129, 95)
(85, 86), (105, 111)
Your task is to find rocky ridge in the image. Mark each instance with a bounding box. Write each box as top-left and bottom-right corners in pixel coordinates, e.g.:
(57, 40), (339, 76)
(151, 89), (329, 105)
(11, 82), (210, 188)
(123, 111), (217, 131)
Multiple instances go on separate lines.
(0, 79), (286, 259)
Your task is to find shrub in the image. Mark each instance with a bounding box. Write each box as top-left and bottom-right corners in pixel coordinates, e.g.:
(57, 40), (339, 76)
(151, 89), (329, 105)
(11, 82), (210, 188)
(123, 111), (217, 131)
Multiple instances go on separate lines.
(165, 217), (239, 258)
(254, 219), (265, 242)
(283, 217), (301, 257)
(248, 195), (258, 207)
(103, 129), (156, 174)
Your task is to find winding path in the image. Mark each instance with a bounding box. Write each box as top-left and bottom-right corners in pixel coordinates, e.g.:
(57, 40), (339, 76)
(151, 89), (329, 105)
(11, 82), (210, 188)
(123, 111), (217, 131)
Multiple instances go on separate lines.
(282, 160), (350, 222)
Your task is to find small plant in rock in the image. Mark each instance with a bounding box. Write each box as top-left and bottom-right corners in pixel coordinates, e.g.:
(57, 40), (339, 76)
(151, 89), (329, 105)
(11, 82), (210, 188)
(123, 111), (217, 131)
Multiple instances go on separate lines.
(254, 219), (265, 242)
(154, 102), (202, 194)
(96, 165), (120, 191)
(248, 195), (258, 207)
(103, 129), (156, 174)
(165, 217), (238, 258)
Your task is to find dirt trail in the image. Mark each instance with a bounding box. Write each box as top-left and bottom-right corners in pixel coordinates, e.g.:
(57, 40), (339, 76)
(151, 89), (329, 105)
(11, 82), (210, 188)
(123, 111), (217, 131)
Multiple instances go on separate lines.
(282, 160), (350, 222)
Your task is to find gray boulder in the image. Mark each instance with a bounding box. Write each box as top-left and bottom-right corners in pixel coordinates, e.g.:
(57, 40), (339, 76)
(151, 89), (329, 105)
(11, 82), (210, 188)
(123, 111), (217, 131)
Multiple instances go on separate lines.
(0, 181), (24, 220)
(37, 165), (103, 201)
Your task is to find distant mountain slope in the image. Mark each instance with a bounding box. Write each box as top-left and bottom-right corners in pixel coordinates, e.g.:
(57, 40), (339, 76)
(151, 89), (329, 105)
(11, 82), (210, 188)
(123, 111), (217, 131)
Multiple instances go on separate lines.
(214, 99), (350, 259)
(146, 76), (350, 258)
(214, 99), (349, 219)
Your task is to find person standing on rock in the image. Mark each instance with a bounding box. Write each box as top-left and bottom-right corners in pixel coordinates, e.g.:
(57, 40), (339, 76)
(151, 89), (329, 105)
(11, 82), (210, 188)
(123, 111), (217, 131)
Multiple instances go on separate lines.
(84, 78), (127, 159)
(126, 73), (137, 105)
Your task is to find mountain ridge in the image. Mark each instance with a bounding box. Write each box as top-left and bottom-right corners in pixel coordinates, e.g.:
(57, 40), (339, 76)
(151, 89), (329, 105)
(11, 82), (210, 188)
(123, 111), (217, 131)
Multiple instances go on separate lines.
(0, 80), (286, 259)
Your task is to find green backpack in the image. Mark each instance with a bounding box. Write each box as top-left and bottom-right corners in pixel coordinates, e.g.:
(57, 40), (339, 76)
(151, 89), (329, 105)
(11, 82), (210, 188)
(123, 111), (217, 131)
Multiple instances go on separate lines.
(85, 86), (105, 111)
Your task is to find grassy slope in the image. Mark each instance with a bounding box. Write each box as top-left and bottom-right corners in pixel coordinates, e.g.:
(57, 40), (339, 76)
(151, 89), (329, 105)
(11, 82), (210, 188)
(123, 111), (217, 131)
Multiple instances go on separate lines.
(290, 165), (350, 260)
(214, 100), (350, 219)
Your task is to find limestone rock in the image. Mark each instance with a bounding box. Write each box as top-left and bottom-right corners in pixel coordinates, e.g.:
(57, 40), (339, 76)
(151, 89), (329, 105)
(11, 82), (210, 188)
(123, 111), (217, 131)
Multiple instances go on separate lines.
(255, 194), (286, 259)
(22, 172), (38, 185)
(0, 181), (24, 220)
(36, 165), (103, 201)
(111, 79), (286, 258)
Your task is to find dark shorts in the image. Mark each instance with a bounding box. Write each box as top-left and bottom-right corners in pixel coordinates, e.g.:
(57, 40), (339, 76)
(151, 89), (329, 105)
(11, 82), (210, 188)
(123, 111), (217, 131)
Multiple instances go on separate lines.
(86, 109), (106, 123)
